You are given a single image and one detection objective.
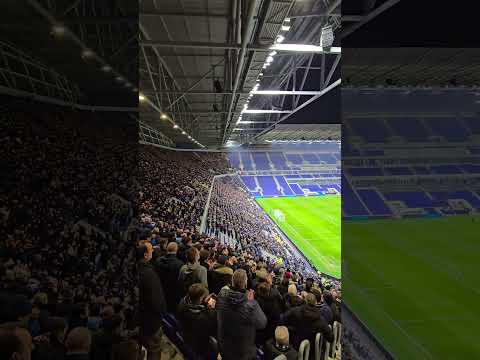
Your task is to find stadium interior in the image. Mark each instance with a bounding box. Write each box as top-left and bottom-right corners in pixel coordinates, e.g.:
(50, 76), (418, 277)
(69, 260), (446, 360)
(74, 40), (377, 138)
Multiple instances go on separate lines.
(5, 1), (476, 360)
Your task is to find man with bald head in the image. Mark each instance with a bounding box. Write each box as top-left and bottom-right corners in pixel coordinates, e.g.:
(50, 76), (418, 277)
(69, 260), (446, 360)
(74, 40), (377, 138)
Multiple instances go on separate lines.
(0, 327), (33, 360)
(155, 241), (184, 312)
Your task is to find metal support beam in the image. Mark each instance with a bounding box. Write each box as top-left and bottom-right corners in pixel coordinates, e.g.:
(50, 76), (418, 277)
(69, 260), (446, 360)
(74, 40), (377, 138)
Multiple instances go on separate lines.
(141, 11), (228, 18)
(341, 0), (402, 38)
(250, 78), (341, 141)
(165, 58), (224, 110)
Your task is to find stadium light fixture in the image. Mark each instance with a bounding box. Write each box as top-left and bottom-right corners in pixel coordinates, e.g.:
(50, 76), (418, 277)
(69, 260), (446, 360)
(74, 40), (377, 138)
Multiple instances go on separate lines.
(101, 65), (112, 72)
(115, 76), (124, 82)
(132, 88), (138, 92)
(139, 94), (146, 101)
(281, 25), (291, 31)
(124, 82), (132, 88)
(284, 17), (291, 22)
(81, 48), (95, 59)
(266, 56), (274, 63)
(276, 35), (285, 43)
(269, 44), (341, 53)
(268, 51), (277, 57)
(160, 113), (167, 119)
(173, 124), (179, 129)
(262, 64), (267, 69)
(182, 131), (186, 135)
(51, 24), (66, 37)
(320, 24), (334, 49)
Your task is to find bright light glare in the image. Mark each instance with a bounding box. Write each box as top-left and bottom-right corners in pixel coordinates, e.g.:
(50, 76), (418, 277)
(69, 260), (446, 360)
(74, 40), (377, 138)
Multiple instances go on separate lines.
(182, 131), (186, 135)
(270, 44), (341, 53)
(173, 124), (179, 129)
(284, 17), (291, 22)
(81, 49), (94, 58)
(281, 25), (291, 31)
(160, 114), (167, 119)
(52, 25), (66, 36)
(139, 94), (146, 101)
(266, 56), (274, 63)
(101, 65), (112, 72)
(268, 51), (277, 57)
(276, 35), (285, 43)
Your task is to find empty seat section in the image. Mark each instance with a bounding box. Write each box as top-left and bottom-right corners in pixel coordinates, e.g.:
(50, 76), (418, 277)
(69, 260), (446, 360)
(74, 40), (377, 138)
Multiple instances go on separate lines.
(241, 176), (257, 191)
(240, 152), (253, 170)
(341, 175), (369, 216)
(227, 152), (240, 169)
(430, 191), (480, 209)
(465, 118), (480, 134)
(275, 176), (294, 195)
(412, 166), (430, 175)
(285, 153), (303, 164)
(357, 189), (392, 215)
(426, 118), (469, 141)
(301, 184), (322, 193)
(302, 153), (321, 164)
(289, 183), (305, 195)
(460, 164), (480, 173)
(257, 176), (281, 196)
(389, 118), (428, 141)
(269, 152), (289, 170)
(317, 153), (337, 164)
(349, 118), (389, 142)
(430, 165), (463, 174)
(383, 191), (435, 208)
(349, 167), (383, 176)
(384, 167), (413, 175)
(252, 152), (270, 170)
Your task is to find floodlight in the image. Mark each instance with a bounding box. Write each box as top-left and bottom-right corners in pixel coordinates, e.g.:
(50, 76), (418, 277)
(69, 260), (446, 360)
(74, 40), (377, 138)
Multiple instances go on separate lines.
(276, 35), (285, 43)
(281, 25), (291, 31)
(139, 94), (146, 101)
(52, 25), (66, 36)
(160, 113), (167, 119)
(173, 124), (179, 129)
(266, 56), (274, 63)
(101, 65), (112, 72)
(320, 24), (334, 49)
(81, 49), (94, 59)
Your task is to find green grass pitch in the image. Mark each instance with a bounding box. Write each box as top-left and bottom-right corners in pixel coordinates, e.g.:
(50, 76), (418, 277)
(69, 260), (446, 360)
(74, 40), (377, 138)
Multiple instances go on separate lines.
(255, 195), (341, 278)
(344, 216), (480, 359)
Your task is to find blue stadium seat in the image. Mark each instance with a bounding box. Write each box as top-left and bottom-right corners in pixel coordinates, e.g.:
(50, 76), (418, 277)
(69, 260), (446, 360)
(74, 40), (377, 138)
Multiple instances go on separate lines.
(341, 175), (369, 216)
(257, 176), (281, 196)
(357, 189), (392, 215)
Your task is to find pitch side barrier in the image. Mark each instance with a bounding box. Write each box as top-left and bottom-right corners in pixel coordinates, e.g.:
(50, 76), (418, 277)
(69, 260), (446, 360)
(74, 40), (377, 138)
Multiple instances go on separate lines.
(343, 213), (443, 221)
(342, 303), (395, 360)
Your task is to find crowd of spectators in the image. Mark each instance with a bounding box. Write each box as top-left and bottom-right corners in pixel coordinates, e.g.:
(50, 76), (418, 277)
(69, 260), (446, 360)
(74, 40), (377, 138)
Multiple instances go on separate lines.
(0, 107), (143, 360)
(136, 148), (343, 360)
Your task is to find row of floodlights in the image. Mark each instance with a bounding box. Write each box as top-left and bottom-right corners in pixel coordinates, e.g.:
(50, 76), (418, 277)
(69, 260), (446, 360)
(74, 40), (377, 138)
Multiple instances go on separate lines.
(139, 94), (204, 148)
(51, 24), (138, 92)
(233, 17), (292, 130)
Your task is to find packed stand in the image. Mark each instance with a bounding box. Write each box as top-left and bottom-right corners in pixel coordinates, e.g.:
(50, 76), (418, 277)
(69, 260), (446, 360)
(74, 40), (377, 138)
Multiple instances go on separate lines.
(0, 106), (143, 360)
(137, 148), (342, 359)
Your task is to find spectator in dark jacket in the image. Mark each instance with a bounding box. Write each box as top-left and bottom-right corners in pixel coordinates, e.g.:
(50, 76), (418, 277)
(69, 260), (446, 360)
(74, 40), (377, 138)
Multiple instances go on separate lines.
(323, 290), (340, 324)
(217, 269), (267, 360)
(137, 243), (167, 360)
(264, 326), (298, 360)
(284, 284), (303, 310)
(155, 242), (184, 313)
(178, 247), (208, 296)
(90, 315), (124, 360)
(282, 293), (333, 351)
(32, 317), (67, 360)
(177, 283), (217, 358)
(255, 282), (284, 344)
(312, 288), (333, 325)
(209, 255), (233, 294)
(0, 327), (33, 360)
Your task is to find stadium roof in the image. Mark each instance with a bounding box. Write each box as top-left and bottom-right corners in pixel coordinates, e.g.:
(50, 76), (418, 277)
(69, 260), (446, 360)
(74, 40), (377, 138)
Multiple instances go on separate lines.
(139, 0), (342, 149)
(255, 123), (340, 142)
(0, 0), (138, 107)
(343, 48), (480, 87)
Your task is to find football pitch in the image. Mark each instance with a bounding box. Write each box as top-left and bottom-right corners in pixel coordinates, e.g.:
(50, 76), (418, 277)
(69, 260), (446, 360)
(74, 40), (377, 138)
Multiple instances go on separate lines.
(256, 195), (341, 278)
(344, 216), (480, 359)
